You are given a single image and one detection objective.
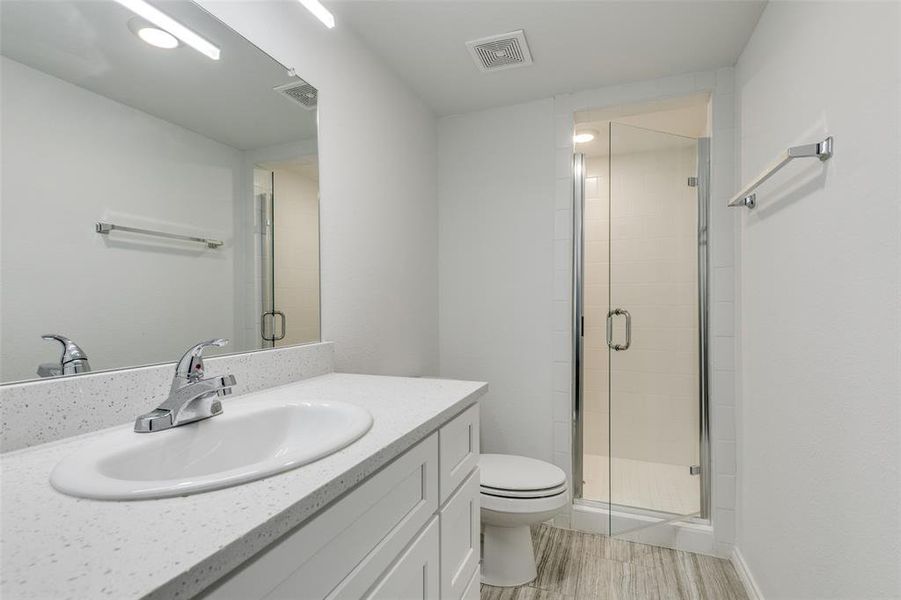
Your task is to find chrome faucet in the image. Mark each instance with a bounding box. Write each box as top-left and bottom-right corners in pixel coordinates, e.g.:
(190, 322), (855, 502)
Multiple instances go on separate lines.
(134, 339), (236, 433)
(37, 334), (91, 377)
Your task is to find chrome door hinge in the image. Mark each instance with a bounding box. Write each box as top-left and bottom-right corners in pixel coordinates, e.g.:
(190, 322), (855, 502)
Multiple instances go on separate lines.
(689, 465), (701, 476)
(687, 177), (698, 188)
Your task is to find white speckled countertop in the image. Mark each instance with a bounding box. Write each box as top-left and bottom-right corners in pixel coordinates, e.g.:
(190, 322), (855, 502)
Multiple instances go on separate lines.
(0, 373), (486, 600)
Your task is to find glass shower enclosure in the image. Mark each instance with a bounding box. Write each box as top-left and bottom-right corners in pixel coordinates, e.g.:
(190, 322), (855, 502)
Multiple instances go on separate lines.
(573, 121), (710, 536)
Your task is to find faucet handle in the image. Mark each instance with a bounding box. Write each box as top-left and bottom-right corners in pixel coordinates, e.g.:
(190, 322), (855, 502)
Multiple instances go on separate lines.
(174, 338), (228, 382)
(41, 334), (91, 375)
(42, 334), (89, 362)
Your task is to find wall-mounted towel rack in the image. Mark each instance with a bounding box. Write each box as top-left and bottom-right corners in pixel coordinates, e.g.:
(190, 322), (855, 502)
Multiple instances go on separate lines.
(728, 136), (833, 209)
(95, 222), (223, 248)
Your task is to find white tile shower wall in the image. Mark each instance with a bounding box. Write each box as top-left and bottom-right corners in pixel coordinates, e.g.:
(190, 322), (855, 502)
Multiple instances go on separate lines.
(552, 70), (737, 546)
(735, 2), (900, 597)
(201, 0), (439, 377)
(272, 168), (321, 346)
(238, 139), (320, 352)
(0, 342), (334, 453)
(581, 144), (701, 469)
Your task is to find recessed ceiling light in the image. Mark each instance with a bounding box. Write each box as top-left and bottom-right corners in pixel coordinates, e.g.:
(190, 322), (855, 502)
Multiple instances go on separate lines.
(137, 26), (178, 49)
(297, 0), (335, 28)
(573, 130), (599, 144)
(114, 0), (220, 60)
(128, 19), (180, 49)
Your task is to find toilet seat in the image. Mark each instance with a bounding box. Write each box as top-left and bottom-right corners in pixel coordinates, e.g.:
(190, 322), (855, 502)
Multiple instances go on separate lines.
(479, 453), (566, 491)
(480, 482), (568, 499)
(480, 488), (569, 514)
(478, 454), (569, 513)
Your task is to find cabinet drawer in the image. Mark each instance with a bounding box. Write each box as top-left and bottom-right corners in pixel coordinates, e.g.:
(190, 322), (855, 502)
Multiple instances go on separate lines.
(440, 468), (480, 600)
(439, 404), (479, 503)
(202, 434), (438, 600)
(364, 517), (439, 600)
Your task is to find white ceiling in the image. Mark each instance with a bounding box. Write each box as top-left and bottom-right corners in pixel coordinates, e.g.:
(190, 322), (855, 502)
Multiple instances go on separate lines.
(1, 0), (318, 150)
(330, 1), (766, 116)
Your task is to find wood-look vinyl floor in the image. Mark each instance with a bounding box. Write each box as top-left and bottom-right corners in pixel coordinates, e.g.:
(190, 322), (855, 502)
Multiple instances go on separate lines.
(481, 525), (748, 600)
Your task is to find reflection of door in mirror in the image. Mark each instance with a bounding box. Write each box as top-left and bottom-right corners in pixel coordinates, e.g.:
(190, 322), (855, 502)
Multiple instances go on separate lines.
(0, 0), (321, 384)
(256, 162), (321, 348)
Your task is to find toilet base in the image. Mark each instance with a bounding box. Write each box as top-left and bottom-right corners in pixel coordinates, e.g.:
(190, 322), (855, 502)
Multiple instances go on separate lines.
(480, 524), (537, 587)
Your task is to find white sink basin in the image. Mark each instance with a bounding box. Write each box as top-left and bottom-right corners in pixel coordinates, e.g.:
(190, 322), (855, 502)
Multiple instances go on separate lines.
(50, 392), (373, 500)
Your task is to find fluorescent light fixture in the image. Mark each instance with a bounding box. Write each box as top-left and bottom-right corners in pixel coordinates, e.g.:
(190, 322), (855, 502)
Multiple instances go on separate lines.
(297, 0), (335, 28)
(114, 0), (220, 59)
(573, 130), (598, 144)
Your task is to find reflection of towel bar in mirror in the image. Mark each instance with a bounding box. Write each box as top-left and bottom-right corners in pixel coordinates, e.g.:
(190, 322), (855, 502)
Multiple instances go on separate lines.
(728, 136), (833, 209)
(95, 222), (224, 249)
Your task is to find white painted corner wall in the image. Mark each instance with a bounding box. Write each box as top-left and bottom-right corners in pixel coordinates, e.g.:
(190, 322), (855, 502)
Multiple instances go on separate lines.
(734, 2), (901, 598)
(200, 0), (440, 377)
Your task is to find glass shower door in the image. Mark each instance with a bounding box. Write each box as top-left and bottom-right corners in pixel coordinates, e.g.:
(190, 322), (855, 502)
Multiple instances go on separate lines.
(256, 169), (282, 348)
(607, 123), (702, 534)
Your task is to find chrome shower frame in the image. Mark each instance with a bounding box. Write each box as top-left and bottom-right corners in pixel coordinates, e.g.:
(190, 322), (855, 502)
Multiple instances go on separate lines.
(571, 137), (712, 524)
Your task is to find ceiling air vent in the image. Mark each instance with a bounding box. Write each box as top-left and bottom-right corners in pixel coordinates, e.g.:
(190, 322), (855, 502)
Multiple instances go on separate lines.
(274, 79), (318, 110)
(466, 30), (533, 73)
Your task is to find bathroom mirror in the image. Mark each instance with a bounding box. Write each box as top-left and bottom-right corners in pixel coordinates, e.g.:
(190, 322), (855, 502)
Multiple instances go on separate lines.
(0, 0), (321, 384)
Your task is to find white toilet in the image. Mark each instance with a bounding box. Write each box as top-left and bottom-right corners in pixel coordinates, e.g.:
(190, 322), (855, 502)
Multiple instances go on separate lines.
(479, 454), (569, 587)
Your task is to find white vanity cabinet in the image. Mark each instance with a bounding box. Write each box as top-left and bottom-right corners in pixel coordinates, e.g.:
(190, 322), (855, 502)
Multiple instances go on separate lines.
(200, 404), (480, 600)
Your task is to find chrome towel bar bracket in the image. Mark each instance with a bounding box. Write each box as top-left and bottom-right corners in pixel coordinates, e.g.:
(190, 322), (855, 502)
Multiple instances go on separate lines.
(95, 222), (223, 248)
(728, 136), (833, 209)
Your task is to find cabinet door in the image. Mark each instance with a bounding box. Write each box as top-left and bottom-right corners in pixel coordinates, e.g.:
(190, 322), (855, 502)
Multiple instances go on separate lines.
(364, 518), (439, 600)
(440, 469), (480, 600)
(461, 567), (480, 600)
(202, 435), (438, 600)
(439, 404), (479, 503)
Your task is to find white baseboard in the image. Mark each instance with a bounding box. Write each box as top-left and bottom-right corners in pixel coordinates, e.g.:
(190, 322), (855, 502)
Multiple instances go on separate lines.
(731, 546), (764, 600)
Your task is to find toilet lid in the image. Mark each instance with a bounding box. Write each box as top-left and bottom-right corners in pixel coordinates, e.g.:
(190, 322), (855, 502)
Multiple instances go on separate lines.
(479, 454), (567, 492)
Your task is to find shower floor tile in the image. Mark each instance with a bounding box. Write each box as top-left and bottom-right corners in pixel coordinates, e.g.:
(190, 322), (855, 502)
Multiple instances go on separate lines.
(480, 524), (748, 600)
(582, 454), (700, 515)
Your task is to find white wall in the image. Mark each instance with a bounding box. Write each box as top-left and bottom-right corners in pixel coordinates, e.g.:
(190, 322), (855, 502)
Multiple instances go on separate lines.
(735, 3), (900, 598)
(438, 99), (557, 462)
(0, 57), (242, 382)
(201, 0), (439, 377)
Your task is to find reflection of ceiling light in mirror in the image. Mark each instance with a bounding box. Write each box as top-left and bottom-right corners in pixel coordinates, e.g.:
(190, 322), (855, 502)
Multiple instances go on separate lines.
(573, 130), (598, 144)
(128, 18), (179, 49)
(138, 27), (178, 49)
(114, 0), (220, 60)
(297, 0), (335, 28)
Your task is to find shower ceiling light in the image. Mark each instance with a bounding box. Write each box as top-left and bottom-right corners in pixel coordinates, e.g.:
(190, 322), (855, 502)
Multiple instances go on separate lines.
(114, 0), (220, 59)
(574, 130), (598, 144)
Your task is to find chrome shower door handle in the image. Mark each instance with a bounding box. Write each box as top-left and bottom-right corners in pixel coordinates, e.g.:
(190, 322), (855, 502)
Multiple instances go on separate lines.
(272, 311), (286, 341)
(261, 311), (287, 341)
(606, 310), (616, 350)
(606, 308), (631, 351)
(619, 308), (631, 351)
